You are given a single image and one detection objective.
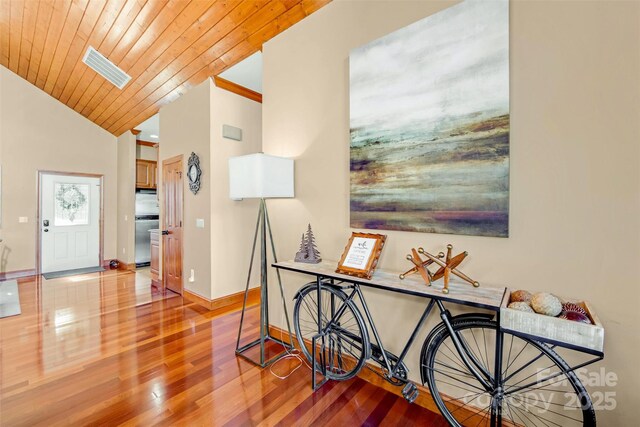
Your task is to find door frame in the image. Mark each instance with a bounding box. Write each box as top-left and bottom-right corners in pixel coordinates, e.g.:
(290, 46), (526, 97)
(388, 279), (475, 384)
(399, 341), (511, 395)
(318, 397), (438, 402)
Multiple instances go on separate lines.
(36, 170), (105, 276)
(161, 155), (184, 294)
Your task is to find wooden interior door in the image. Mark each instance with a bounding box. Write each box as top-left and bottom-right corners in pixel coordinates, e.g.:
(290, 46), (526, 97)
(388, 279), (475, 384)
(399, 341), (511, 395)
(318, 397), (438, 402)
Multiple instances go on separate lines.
(162, 156), (183, 295)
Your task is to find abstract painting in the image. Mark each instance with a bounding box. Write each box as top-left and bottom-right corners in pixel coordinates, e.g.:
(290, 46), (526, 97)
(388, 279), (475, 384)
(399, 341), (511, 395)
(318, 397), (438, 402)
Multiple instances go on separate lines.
(349, 0), (509, 237)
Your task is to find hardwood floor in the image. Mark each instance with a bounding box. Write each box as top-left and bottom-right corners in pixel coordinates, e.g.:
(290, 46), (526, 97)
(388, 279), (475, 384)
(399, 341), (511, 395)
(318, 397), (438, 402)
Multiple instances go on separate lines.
(0, 270), (446, 426)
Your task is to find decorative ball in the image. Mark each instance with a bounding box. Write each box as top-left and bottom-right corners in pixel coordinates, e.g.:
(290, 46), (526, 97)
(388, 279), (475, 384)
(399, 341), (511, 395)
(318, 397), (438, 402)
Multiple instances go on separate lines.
(562, 302), (587, 316)
(510, 290), (533, 303)
(508, 302), (534, 313)
(530, 293), (562, 317)
(559, 311), (592, 324)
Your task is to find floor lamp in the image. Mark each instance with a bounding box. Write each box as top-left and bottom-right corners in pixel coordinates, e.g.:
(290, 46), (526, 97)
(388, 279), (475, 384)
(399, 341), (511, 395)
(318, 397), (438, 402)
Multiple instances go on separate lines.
(229, 153), (295, 367)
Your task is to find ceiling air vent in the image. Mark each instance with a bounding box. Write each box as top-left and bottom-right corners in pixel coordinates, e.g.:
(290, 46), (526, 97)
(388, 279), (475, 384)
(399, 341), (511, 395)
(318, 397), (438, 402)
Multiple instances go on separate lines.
(82, 46), (131, 89)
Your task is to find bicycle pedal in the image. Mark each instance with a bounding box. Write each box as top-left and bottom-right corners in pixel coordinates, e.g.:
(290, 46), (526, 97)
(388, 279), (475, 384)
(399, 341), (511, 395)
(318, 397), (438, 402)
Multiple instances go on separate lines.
(402, 383), (419, 404)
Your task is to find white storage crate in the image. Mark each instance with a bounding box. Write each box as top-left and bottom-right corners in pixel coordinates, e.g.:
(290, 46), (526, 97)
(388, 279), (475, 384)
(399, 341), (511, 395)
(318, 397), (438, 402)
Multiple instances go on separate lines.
(500, 293), (604, 355)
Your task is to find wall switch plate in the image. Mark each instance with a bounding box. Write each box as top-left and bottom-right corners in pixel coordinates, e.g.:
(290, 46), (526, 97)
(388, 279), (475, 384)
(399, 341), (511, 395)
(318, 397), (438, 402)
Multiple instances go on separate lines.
(18, 217), (28, 223)
(196, 218), (205, 228)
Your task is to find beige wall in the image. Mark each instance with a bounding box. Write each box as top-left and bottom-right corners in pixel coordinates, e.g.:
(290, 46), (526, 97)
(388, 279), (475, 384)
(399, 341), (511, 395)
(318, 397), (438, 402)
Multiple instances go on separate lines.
(0, 67), (118, 273)
(210, 84), (262, 299)
(158, 78), (263, 300)
(262, 0), (640, 424)
(117, 131), (136, 265)
(159, 79), (212, 298)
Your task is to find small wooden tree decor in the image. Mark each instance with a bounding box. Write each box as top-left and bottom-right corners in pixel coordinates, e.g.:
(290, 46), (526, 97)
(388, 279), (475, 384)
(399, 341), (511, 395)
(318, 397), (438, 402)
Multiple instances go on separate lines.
(294, 224), (322, 264)
(400, 244), (479, 294)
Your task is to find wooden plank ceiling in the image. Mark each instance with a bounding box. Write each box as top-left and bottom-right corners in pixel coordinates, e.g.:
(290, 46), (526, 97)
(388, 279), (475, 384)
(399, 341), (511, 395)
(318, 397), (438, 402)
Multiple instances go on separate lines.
(0, 0), (330, 136)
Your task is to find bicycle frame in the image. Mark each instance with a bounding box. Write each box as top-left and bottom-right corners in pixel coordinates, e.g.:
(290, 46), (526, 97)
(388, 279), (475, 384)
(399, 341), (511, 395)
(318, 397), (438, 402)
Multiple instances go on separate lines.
(318, 281), (500, 392)
(281, 260), (605, 427)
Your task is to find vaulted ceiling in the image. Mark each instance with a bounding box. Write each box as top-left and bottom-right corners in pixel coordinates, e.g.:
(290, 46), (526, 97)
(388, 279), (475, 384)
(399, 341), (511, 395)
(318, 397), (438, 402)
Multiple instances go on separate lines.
(0, 0), (330, 136)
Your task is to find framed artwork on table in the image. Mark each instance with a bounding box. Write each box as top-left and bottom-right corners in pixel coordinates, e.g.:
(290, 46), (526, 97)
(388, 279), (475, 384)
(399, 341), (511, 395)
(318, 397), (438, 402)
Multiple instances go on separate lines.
(336, 232), (386, 279)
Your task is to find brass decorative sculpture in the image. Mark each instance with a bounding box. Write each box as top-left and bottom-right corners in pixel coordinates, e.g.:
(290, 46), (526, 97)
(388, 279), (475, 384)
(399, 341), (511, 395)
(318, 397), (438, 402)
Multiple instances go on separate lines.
(400, 244), (479, 294)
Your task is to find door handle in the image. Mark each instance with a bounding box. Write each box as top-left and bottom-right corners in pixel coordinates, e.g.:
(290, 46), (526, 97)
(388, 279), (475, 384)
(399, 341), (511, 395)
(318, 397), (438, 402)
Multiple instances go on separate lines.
(44, 229), (49, 232)
(162, 230), (170, 235)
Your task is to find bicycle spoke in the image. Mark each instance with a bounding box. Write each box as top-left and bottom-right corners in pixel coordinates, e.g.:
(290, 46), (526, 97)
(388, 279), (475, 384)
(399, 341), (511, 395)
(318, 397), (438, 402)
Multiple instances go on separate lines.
(468, 328), (490, 372)
(505, 369), (569, 396)
(435, 378), (488, 397)
(441, 389), (486, 404)
(481, 327), (490, 377)
(475, 405), (489, 427)
(432, 368), (485, 392)
(508, 394), (584, 423)
(504, 349), (552, 384)
(509, 402), (552, 427)
(507, 396), (578, 427)
(458, 332), (492, 380)
(503, 333), (515, 378)
(505, 398), (530, 427)
(502, 398), (521, 425)
(504, 362), (559, 392)
(503, 341), (530, 376)
(442, 342), (474, 372)
(456, 402), (492, 426)
(432, 360), (477, 379)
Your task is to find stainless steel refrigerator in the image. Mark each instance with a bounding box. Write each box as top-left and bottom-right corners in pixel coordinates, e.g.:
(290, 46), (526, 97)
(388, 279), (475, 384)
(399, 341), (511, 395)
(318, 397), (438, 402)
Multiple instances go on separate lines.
(135, 191), (159, 267)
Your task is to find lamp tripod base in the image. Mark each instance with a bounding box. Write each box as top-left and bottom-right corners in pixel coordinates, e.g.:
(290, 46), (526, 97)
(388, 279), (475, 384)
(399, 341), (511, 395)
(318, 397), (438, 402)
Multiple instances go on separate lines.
(235, 335), (293, 368)
(235, 199), (294, 368)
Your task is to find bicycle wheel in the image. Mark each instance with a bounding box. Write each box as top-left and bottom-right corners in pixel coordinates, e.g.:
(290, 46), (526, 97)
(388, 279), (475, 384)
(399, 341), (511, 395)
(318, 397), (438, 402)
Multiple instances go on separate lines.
(293, 283), (369, 381)
(421, 317), (596, 427)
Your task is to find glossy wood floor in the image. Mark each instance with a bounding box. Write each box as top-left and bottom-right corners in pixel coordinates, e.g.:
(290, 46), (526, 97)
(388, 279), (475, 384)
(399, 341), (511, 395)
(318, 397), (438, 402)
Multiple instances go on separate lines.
(0, 270), (446, 426)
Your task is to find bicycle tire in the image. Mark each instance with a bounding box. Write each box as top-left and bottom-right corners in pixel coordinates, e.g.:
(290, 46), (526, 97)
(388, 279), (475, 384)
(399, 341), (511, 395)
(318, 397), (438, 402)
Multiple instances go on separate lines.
(421, 317), (596, 427)
(293, 283), (370, 381)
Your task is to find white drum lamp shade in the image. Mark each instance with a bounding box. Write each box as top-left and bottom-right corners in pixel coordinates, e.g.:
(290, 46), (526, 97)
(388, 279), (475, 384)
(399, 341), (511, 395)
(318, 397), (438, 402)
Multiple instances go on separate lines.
(229, 153), (294, 199)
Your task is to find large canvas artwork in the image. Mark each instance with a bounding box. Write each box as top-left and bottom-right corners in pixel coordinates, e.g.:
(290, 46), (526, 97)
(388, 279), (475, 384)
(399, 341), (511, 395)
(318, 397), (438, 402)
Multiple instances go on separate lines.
(349, 0), (509, 237)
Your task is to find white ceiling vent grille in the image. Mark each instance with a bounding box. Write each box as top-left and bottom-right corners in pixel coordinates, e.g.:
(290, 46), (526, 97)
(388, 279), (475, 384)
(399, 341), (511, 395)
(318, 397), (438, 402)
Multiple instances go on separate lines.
(82, 46), (131, 89)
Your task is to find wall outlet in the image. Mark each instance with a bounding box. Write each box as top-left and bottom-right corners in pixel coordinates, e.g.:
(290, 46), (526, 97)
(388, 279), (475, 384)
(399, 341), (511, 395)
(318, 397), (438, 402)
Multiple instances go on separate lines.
(122, 248), (126, 254)
(189, 269), (195, 283)
(18, 217), (28, 223)
(124, 215), (128, 221)
(196, 218), (205, 228)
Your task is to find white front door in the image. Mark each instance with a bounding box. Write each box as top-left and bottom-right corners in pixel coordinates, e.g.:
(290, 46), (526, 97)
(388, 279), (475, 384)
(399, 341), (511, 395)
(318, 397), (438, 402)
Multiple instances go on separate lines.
(40, 174), (101, 273)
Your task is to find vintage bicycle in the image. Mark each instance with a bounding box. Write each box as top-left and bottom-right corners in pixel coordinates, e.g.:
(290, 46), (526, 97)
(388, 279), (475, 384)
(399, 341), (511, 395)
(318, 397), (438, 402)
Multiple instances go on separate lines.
(273, 260), (604, 427)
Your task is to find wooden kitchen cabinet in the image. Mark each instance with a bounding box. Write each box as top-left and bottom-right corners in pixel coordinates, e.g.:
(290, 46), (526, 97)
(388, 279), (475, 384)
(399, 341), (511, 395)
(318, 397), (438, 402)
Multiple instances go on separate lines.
(136, 159), (157, 189)
(150, 229), (160, 282)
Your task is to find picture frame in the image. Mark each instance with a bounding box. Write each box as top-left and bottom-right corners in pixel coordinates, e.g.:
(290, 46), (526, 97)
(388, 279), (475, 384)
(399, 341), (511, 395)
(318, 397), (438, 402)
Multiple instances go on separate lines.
(336, 232), (387, 279)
